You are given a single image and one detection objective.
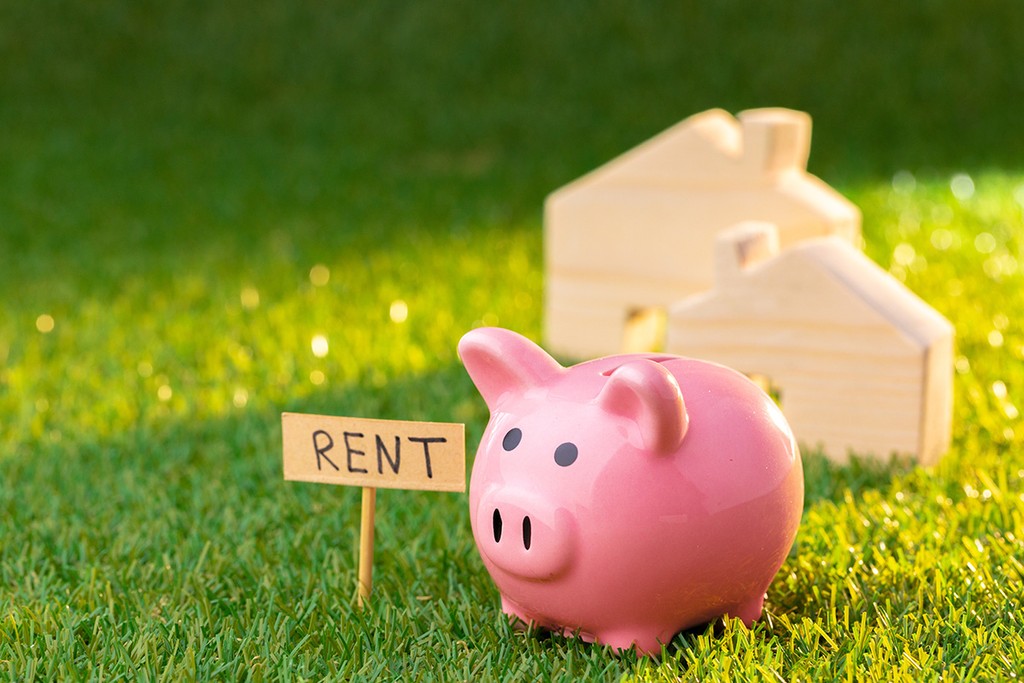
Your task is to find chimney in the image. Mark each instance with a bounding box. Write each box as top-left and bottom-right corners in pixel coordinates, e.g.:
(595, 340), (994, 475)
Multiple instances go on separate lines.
(714, 222), (780, 285)
(738, 108), (811, 180)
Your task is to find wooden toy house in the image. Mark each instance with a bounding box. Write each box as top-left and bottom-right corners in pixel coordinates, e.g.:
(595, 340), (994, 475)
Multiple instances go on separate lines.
(666, 222), (954, 464)
(544, 107), (861, 359)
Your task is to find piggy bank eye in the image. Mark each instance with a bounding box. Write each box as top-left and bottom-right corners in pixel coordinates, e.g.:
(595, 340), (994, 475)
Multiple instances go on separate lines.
(502, 428), (522, 451)
(554, 442), (578, 467)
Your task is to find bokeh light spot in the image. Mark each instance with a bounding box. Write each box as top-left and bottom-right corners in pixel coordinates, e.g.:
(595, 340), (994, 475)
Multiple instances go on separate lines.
(389, 299), (409, 323)
(985, 254), (1018, 279)
(241, 287), (260, 309)
(930, 229), (953, 251)
(893, 243), (916, 266)
(310, 264), (330, 287)
(36, 314), (55, 333)
(891, 170), (916, 195)
(992, 381), (1007, 399)
(975, 233), (997, 254)
(950, 173), (975, 201)
(311, 334), (329, 358)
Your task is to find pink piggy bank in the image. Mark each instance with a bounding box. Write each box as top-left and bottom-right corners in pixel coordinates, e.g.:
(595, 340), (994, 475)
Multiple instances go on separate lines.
(458, 327), (803, 655)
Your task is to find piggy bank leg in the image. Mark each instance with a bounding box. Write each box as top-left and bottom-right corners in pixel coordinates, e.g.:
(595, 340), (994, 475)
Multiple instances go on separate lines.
(730, 593), (766, 626)
(501, 596), (544, 632)
(500, 596), (527, 627)
(595, 628), (665, 657)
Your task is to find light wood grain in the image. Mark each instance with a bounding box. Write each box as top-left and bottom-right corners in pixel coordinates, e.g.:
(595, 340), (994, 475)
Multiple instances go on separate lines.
(357, 487), (376, 607)
(667, 223), (954, 464)
(544, 107), (861, 358)
(282, 413), (465, 492)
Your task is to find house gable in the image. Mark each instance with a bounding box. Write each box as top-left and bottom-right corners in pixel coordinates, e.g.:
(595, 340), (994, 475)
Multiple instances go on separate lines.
(804, 240), (954, 349)
(675, 226), (935, 355)
(667, 222), (954, 463)
(551, 108), (813, 195)
(543, 107), (862, 360)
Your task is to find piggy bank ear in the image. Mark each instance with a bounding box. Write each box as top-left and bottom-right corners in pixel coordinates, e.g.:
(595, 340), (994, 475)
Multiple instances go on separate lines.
(597, 360), (689, 454)
(458, 327), (563, 410)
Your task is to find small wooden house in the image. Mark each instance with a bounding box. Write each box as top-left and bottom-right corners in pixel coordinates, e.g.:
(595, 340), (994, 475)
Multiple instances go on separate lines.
(666, 222), (954, 464)
(544, 107), (861, 359)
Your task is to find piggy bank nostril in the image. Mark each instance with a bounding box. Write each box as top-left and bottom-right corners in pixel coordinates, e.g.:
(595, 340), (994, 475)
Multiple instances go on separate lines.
(492, 509), (503, 543)
(522, 516), (532, 550)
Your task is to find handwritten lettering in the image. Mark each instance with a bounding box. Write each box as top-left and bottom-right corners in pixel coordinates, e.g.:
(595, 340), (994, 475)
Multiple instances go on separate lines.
(313, 430), (339, 471)
(408, 436), (446, 479)
(282, 413), (464, 492)
(375, 434), (400, 475)
(344, 431), (368, 474)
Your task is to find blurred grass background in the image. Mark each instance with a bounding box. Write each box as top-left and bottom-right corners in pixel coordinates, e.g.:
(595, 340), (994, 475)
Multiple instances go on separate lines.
(1, 1), (1023, 679)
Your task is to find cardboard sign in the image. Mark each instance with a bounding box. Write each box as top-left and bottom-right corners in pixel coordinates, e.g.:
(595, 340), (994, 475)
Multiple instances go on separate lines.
(282, 412), (465, 493)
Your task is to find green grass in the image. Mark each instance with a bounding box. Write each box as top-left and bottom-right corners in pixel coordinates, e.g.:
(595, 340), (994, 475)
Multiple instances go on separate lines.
(2, 1), (1023, 679)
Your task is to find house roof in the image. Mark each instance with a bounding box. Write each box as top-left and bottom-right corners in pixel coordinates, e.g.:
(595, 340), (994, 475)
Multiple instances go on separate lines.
(786, 239), (954, 347)
(553, 108), (818, 192)
(673, 224), (953, 349)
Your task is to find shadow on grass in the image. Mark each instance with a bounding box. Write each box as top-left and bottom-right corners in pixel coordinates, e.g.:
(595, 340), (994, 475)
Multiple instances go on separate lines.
(5, 0), (1024, 271)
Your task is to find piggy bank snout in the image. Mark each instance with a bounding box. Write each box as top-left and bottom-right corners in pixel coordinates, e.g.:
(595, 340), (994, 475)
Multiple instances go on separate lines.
(475, 488), (574, 581)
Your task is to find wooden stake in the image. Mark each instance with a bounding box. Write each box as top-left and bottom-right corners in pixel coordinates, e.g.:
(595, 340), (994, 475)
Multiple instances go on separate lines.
(281, 414), (465, 607)
(357, 487), (376, 607)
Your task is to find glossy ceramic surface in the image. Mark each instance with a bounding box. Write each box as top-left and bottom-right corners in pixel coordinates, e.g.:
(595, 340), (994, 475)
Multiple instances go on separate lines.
(459, 327), (803, 655)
